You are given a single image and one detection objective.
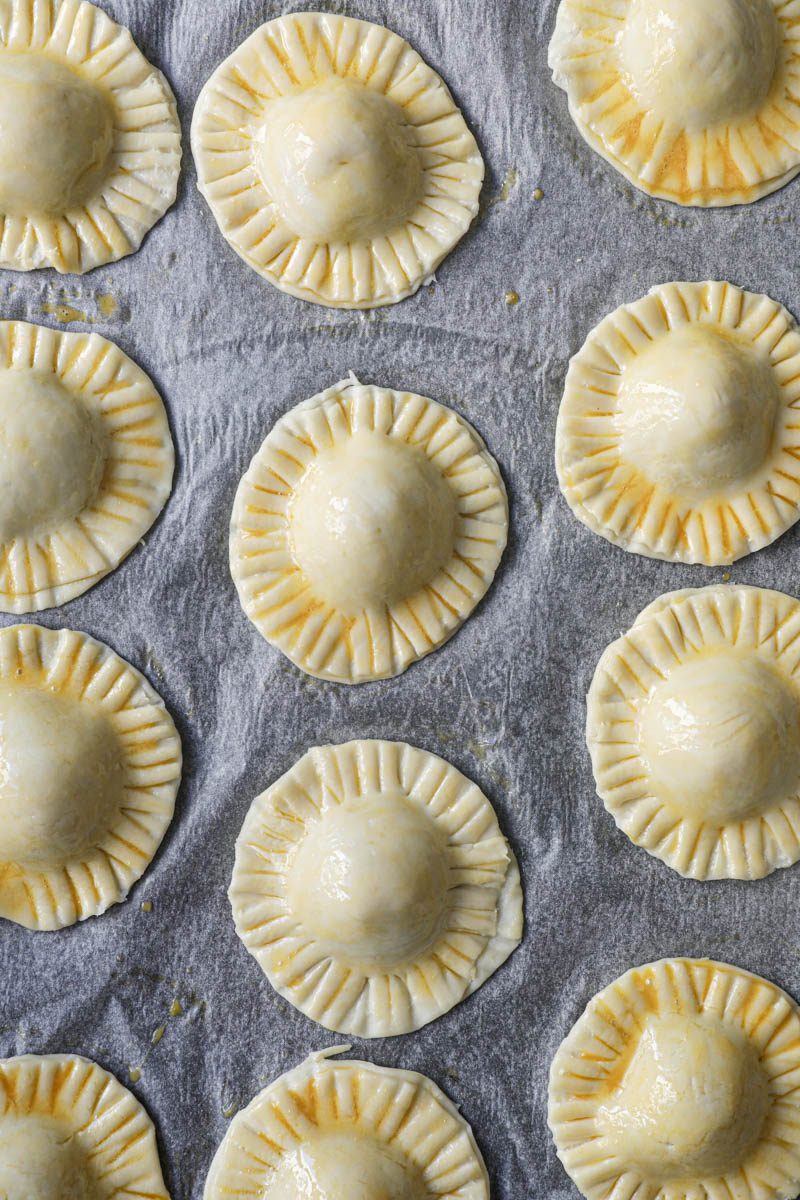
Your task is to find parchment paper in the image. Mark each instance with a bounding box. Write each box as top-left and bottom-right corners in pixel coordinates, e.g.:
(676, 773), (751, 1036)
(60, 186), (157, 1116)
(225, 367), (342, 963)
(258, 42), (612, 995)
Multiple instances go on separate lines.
(3, 0), (800, 1196)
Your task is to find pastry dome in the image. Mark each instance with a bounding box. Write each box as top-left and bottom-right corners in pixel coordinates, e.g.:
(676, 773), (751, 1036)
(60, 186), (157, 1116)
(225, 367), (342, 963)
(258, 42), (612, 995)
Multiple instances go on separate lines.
(0, 624), (181, 930)
(204, 1049), (489, 1200)
(0, 0), (180, 272)
(0, 321), (174, 613)
(229, 739), (522, 1037)
(557, 282), (800, 564)
(230, 379), (507, 683)
(588, 584), (800, 879)
(0, 1055), (168, 1199)
(550, 959), (800, 1200)
(192, 12), (484, 307)
(549, 0), (800, 206)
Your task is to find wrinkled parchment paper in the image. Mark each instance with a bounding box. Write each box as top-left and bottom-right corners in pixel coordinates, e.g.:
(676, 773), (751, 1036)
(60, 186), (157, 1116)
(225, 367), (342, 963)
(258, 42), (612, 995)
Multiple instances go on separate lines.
(4, 1), (800, 1196)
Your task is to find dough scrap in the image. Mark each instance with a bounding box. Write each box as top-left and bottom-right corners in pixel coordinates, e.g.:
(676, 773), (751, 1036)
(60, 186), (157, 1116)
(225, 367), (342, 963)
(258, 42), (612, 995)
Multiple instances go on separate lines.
(229, 739), (522, 1037)
(0, 0), (181, 273)
(0, 319), (173, 612)
(0, 623), (181, 930)
(549, 0), (800, 207)
(587, 584), (800, 880)
(230, 378), (508, 683)
(0, 1053), (169, 1198)
(556, 281), (800, 564)
(191, 11), (484, 308)
(549, 958), (800, 1200)
(204, 1047), (489, 1199)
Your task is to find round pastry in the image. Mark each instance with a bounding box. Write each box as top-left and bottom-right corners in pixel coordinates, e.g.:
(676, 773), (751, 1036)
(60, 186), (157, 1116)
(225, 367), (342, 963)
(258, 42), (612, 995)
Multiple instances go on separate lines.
(0, 0), (181, 273)
(191, 11), (484, 308)
(549, 958), (800, 1200)
(587, 583), (800, 880)
(556, 281), (800, 565)
(230, 378), (508, 683)
(0, 320), (173, 612)
(549, 0), (800, 206)
(0, 1053), (169, 1198)
(229, 739), (522, 1037)
(0, 623), (181, 930)
(204, 1047), (489, 1199)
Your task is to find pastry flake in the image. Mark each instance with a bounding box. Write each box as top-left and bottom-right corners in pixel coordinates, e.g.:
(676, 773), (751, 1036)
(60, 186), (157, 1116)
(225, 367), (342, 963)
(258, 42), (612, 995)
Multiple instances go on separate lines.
(0, 623), (181, 930)
(548, 0), (800, 207)
(0, 319), (174, 612)
(549, 958), (800, 1200)
(587, 583), (800, 880)
(229, 739), (522, 1037)
(204, 1047), (489, 1199)
(191, 11), (484, 308)
(0, 0), (181, 273)
(0, 1053), (169, 1198)
(230, 378), (508, 683)
(556, 281), (800, 564)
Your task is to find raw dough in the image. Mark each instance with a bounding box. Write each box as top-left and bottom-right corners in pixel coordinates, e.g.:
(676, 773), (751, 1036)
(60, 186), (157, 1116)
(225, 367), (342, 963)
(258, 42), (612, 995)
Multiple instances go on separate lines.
(191, 12), (484, 307)
(0, 623), (181, 929)
(0, 0), (181, 273)
(549, 958), (800, 1200)
(204, 1048), (489, 1199)
(0, 1053), (169, 1198)
(588, 584), (800, 879)
(556, 281), (800, 564)
(229, 739), (522, 1036)
(0, 320), (174, 612)
(230, 378), (508, 683)
(549, 0), (800, 206)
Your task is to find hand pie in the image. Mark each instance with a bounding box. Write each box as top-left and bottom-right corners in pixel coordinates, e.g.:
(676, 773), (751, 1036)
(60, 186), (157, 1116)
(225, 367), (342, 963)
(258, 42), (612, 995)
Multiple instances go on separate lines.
(204, 1047), (489, 1199)
(549, 0), (800, 206)
(191, 12), (484, 308)
(587, 583), (800, 880)
(229, 739), (522, 1037)
(0, 623), (181, 930)
(549, 958), (800, 1200)
(230, 378), (508, 683)
(0, 1053), (169, 1198)
(0, 319), (173, 612)
(0, 0), (181, 273)
(557, 281), (800, 565)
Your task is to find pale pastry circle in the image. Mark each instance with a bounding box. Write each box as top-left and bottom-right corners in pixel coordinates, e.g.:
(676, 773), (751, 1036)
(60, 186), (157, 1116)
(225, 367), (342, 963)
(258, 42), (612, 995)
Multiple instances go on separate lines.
(230, 379), (508, 684)
(191, 11), (484, 308)
(203, 1048), (489, 1199)
(0, 320), (174, 613)
(549, 958), (800, 1200)
(548, 0), (800, 206)
(0, 623), (181, 930)
(556, 281), (800, 565)
(0, 1053), (169, 1198)
(229, 739), (522, 1037)
(587, 584), (800, 880)
(0, 0), (181, 274)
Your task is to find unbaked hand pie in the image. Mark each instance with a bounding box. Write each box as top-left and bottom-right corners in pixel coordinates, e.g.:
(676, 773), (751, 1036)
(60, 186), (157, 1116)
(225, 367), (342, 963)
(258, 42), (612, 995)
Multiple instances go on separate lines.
(0, 0), (181, 273)
(549, 0), (800, 206)
(557, 281), (800, 565)
(549, 958), (800, 1200)
(587, 583), (800, 880)
(230, 378), (508, 683)
(0, 319), (173, 612)
(0, 622), (181, 930)
(229, 739), (522, 1037)
(204, 1047), (489, 1199)
(191, 11), (484, 308)
(0, 1053), (169, 1198)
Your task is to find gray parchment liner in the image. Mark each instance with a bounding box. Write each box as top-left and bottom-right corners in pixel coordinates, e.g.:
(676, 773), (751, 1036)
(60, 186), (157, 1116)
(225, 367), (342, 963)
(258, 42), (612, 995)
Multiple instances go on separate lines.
(2, 1), (800, 1197)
